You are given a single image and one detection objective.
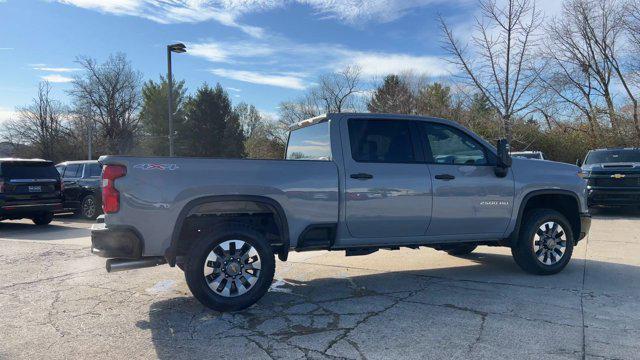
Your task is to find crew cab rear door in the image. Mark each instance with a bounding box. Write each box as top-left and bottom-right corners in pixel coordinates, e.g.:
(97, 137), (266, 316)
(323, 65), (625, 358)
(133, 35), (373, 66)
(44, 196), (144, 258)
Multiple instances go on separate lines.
(418, 122), (514, 236)
(342, 118), (432, 238)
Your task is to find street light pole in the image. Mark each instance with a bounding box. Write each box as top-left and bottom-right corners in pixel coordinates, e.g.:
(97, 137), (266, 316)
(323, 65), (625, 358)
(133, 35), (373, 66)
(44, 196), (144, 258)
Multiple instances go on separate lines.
(167, 47), (173, 157)
(166, 43), (186, 157)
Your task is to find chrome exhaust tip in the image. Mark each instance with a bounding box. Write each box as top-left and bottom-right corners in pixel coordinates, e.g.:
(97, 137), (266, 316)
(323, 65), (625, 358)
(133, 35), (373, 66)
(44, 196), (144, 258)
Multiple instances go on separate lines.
(106, 257), (166, 273)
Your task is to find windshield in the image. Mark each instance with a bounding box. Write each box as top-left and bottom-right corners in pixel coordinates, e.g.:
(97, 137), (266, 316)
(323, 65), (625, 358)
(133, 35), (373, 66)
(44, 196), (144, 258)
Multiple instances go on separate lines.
(286, 121), (331, 160)
(584, 149), (640, 165)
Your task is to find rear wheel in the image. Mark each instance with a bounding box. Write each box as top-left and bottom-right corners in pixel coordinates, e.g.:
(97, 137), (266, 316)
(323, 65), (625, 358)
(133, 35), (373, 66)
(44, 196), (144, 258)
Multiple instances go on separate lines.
(511, 209), (574, 275)
(184, 224), (275, 312)
(79, 195), (99, 220)
(32, 212), (54, 226)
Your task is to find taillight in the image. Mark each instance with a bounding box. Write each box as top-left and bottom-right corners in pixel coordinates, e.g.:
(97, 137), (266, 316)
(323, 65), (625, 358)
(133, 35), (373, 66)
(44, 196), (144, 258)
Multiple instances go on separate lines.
(102, 165), (126, 214)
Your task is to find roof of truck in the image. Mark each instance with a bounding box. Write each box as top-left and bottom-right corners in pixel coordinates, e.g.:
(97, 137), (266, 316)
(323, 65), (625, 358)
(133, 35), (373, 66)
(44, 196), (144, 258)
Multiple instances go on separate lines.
(290, 113), (465, 130)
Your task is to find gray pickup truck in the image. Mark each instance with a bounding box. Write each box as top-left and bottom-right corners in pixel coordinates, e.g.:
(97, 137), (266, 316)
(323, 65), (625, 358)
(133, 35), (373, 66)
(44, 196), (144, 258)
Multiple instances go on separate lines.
(92, 113), (591, 311)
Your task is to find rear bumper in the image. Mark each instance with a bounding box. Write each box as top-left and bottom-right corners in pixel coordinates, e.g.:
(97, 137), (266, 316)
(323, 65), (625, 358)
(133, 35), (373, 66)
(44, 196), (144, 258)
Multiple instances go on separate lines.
(587, 188), (640, 206)
(0, 202), (62, 216)
(579, 212), (591, 241)
(91, 222), (143, 259)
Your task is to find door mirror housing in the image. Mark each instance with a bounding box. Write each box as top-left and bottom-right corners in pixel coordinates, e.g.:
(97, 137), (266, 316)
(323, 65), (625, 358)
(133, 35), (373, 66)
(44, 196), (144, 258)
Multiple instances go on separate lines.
(495, 139), (512, 177)
(576, 158), (583, 167)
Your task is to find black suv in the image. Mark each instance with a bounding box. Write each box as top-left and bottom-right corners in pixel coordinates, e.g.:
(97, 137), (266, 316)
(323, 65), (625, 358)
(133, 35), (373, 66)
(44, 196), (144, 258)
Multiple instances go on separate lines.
(56, 160), (102, 219)
(0, 158), (63, 225)
(580, 148), (640, 207)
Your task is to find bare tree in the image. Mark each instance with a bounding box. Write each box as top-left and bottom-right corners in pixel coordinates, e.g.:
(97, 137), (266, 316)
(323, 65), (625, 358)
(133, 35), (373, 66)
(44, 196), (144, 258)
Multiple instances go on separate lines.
(278, 65), (363, 128)
(69, 53), (142, 154)
(1, 82), (75, 161)
(545, 0), (624, 136)
(315, 65), (362, 113)
(620, 0), (640, 137)
(440, 0), (544, 142)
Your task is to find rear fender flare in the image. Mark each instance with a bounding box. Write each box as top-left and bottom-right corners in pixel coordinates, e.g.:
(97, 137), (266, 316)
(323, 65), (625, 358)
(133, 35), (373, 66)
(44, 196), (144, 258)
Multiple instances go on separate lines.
(166, 195), (289, 266)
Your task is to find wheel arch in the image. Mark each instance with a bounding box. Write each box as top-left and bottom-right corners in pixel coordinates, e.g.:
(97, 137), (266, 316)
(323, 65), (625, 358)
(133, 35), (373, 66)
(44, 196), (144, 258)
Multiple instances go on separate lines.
(509, 190), (582, 245)
(166, 195), (290, 266)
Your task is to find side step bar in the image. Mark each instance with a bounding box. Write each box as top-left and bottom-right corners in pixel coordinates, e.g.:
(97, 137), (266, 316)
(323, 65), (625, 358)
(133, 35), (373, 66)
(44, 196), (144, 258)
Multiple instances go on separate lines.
(106, 257), (166, 273)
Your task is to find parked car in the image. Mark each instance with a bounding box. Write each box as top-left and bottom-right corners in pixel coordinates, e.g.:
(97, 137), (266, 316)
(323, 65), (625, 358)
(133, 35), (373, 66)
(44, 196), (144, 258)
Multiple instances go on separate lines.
(511, 151), (545, 160)
(56, 160), (102, 219)
(0, 158), (63, 225)
(91, 113), (591, 311)
(579, 147), (640, 207)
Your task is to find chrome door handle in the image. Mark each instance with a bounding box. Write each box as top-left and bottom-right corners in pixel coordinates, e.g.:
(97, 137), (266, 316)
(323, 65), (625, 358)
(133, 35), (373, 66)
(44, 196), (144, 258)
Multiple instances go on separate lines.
(350, 173), (373, 180)
(434, 174), (455, 180)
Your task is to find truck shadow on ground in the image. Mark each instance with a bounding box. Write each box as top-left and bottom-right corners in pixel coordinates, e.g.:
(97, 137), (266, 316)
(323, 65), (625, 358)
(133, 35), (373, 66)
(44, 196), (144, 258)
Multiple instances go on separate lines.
(138, 251), (640, 359)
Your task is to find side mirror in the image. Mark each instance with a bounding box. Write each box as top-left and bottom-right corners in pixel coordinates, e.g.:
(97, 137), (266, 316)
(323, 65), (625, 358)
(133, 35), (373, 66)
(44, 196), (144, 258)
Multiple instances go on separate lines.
(495, 139), (511, 177)
(576, 159), (583, 167)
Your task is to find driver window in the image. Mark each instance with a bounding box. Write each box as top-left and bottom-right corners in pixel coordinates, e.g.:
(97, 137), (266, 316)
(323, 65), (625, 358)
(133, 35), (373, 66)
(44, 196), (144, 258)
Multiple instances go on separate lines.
(422, 123), (488, 165)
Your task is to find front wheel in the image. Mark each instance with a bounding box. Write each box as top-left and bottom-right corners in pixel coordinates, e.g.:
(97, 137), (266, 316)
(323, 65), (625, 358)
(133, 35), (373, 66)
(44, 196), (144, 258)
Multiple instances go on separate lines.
(511, 209), (574, 275)
(184, 224), (275, 312)
(32, 212), (54, 226)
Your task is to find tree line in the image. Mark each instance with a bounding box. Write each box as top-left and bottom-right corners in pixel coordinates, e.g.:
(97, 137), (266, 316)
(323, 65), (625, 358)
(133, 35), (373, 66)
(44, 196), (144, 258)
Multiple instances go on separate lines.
(3, 0), (640, 164)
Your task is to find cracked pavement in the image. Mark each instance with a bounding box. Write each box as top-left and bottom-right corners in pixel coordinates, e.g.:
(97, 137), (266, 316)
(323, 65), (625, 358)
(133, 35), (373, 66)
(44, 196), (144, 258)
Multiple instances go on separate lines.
(1, 209), (639, 359)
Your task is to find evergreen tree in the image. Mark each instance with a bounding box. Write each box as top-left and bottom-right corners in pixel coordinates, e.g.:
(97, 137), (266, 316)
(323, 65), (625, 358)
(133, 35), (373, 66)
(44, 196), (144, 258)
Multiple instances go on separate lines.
(367, 75), (415, 114)
(139, 76), (187, 156)
(182, 84), (245, 158)
(416, 82), (452, 118)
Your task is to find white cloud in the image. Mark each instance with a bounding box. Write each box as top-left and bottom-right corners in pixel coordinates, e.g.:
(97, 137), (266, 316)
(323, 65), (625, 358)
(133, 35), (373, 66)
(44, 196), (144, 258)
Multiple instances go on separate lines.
(226, 87), (242, 92)
(32, 66), (81, 72)
(40, 74), (74, 83)
(210, 68), (307, 90)
(56, 0), (265, 37)
(344, 52), (457, 78)
(56, 0), (458, 37)
(188, 41), (274, 62)
(0, 107), (16, 124)
(298, 0), (451, 24)
(188, 39), (457, 89)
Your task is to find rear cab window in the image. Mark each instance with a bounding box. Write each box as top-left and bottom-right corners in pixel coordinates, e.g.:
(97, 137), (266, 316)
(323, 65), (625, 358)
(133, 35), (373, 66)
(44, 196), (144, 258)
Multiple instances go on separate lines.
(286, 121), (331, 160)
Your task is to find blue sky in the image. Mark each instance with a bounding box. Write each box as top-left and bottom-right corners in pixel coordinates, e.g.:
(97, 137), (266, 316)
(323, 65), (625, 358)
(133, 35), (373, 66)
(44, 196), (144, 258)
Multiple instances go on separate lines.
(0, 0), (562, 122)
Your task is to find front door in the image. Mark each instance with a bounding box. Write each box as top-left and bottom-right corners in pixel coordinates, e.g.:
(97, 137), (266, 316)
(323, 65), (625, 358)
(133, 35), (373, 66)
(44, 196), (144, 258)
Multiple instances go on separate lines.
(343, 118), (432, 238)
(417, 122), (514, 236)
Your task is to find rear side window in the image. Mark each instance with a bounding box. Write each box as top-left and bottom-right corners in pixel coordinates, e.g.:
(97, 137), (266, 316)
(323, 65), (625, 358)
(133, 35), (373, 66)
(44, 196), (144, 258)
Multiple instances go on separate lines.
(87, 164), (102, 177)
(0, 162), (59, 179)
(421, 123), (488, 165)
(286, 121), (331, 160)
(348, 119), (415, 163)
(63, 164), (82, 178)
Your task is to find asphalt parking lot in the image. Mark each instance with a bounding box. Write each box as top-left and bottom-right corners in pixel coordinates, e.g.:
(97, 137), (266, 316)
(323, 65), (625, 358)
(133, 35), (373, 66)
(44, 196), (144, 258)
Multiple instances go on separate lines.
(1, 210), (639, 360)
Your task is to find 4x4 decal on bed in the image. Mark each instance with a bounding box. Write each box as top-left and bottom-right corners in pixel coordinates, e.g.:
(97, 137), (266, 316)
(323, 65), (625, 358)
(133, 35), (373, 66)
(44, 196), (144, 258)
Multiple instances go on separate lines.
(133, 163), (179, 171)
